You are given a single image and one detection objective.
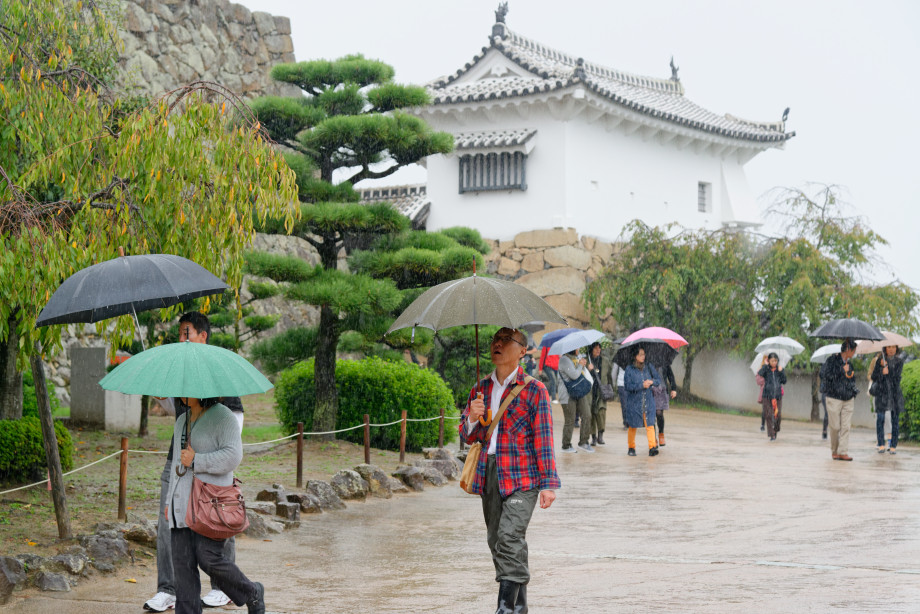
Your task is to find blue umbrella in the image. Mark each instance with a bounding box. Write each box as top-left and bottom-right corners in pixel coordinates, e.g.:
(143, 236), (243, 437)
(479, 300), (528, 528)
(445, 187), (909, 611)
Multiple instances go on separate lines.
(547, 329), (607, 356)
(539, 328), (580, 348)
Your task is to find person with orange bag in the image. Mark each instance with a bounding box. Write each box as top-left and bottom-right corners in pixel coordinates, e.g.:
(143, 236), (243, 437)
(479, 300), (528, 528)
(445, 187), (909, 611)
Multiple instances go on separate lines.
(757, 352), (787, 441)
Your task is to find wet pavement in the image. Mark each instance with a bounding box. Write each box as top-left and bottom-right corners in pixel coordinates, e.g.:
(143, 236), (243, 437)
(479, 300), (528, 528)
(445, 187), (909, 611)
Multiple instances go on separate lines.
(7, 406), (920, 613)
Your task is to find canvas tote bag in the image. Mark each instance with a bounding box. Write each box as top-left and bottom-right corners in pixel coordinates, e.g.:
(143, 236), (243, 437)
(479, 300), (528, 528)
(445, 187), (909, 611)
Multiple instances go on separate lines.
(460, 375), (533, 494)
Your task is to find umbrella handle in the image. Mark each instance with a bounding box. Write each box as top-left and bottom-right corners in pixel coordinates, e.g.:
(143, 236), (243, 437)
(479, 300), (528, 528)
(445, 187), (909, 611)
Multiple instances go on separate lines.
(175, 464), (187, 477)
(479, 408), (492, 427)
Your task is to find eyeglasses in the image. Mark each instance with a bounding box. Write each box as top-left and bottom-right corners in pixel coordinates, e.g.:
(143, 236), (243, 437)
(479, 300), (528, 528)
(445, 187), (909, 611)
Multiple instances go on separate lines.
(492, 332), (524, 346)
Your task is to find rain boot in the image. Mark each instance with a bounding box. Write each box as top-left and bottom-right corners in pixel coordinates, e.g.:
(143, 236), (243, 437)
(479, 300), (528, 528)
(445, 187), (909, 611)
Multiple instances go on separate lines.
(496, 580), (520, 614)
(658, 432), (665, 447)
(590, 434), (597, 446)
(513, 583), (528, 614)
(596, 430), (605, 445)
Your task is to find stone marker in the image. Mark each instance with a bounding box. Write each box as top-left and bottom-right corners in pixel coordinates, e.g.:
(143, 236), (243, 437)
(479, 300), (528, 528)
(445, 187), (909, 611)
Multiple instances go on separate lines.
(330, 469), (369, 500)
(354, 464), (393, 499)
(305, 480), (346, 510)
(392, 466), (425, 492)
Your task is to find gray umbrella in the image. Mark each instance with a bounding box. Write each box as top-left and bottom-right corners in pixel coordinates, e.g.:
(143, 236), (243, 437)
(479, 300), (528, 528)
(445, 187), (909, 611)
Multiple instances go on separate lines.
(810, 318), (884, 341)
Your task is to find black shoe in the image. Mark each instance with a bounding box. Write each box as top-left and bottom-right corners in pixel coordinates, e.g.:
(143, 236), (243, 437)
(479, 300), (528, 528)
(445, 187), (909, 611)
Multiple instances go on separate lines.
(760, 425), (765, 432)
(596, 431), (605, 445)
(590, 434), (597, 446)
(649, 447), (659, 457)
(496, 580), (520, 614)
(247, 582), (265, 614)
(627, 448), (636, 456)
(513, 583), (528, 614)
(822, 432), (828, 440)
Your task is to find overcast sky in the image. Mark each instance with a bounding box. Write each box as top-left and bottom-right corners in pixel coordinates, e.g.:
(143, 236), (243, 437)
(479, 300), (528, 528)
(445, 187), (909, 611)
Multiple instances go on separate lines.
(239, 0), (920, 292)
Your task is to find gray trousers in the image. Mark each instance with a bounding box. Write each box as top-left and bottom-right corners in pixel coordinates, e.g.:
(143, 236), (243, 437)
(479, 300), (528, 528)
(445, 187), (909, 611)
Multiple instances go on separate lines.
(157, 462), (235, 595)
(171, 528), (256, 614)
(481, 455), (538, 584)
(562, 394), (592, 447)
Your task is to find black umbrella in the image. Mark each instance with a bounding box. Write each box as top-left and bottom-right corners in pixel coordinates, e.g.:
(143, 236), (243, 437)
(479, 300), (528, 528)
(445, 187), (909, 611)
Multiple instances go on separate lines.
(613, 340), (678, 369)
(36, 253), (229, 348)
(810, 318), (884, 341)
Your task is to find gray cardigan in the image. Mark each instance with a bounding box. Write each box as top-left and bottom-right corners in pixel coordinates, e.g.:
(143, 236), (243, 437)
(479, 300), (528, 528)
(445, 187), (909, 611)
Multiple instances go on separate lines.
(165, 403), (243, 530)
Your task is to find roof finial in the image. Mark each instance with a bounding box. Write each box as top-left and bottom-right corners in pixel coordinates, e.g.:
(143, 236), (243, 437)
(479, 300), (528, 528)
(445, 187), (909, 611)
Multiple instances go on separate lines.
(669, 56), (680, 81)
(495, 2), (509, 23)
(574, 57), (586, 80)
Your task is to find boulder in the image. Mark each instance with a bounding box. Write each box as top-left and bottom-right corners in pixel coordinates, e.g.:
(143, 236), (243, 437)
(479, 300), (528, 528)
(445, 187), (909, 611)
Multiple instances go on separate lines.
(123, 519), (157, 548)
(243, 511), (284, 538)
(330, 470), (369, 501)
(514, 228), (577, 249)
(520, 251), (545, 273)
(79, 533), (129, 565)
(34, 571), (69, 592)
(274, 502), (301, 521)
(414, 458), (461, 481)
(353, 464), (393, 499)
(422, 448), (454, 461)
(392, 466), (425, 492)
(47, 554), (86, 575)
(592, 240), (614, 263)
(0, 557), (26, 605)
(418, 466), (448, 487)
(543, 245), (592, 270)
(543, 293), (590, 324)
(388, 477), (409, 494)
(581, 235), (596, 251)
(278, 519), (301, 531)
(256, 484), (285, 503)
(286, 492), (323, 514)
(248, 501), (276, 515)
(497, 257), (520, 277)
(305, 480), (346, 510)
(515, 268), (585, 297)
(13, 554), (44, 573)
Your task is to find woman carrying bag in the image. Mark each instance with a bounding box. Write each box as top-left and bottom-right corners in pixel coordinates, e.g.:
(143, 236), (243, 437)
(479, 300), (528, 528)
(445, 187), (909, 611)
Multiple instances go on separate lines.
(166, 396), (265, 614)
(871, 345), (904, 454)
(559, 349), (595, 453)
(757, 353), (787, 441)
(624, 346), (661, 457)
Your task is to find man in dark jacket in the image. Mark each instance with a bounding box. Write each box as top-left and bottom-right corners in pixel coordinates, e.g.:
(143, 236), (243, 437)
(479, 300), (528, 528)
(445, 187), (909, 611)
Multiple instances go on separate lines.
(819, 339), (859, 461)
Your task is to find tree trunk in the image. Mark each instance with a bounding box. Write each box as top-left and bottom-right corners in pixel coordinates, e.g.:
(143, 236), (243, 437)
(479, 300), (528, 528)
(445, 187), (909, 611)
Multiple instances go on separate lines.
(313, 304), (339, 439)
(0, 313), (23, 420)
(138, 394), (149, 437)
(29, 342), (72, 539)
(678, 351), (695, 402)
(811, 368), (821, 421)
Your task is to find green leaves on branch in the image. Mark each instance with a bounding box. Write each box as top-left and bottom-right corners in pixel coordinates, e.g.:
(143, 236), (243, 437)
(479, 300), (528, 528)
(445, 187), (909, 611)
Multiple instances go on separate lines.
(269, 55), (395, 94)
(366, 83), (431, 112)
(286, 268), (402, 316)
(245, 251), (316, 283)
(247, 97), (325, 144)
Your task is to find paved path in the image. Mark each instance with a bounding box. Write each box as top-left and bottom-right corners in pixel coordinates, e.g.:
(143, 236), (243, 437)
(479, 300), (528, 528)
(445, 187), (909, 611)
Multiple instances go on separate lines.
(7, 407), (920, 613)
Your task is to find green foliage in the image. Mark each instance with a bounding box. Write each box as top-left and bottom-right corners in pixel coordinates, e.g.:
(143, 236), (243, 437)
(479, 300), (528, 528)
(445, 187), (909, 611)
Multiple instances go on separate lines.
(244, 251), (316, 283)
(275, 357), (457, 451)
(350, 231), (482, 290)
(900, 360), (920, 441)
(438, 227), (492, 254)
(21, 370), (61, 419)
(247, 281), (282, 300)
(248, 96), (325, 143)
(0, 418), (73, 483)
(251, 326), (318, 375)
(429, 326), (499, 407)
(270, 55), (395, 94)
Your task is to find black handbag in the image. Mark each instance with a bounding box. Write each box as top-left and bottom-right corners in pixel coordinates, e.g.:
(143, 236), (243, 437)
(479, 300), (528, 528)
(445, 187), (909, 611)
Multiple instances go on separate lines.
(564, 373), (592, 400)
(599, 383), (616, 401)
(869, 381), (879, 397)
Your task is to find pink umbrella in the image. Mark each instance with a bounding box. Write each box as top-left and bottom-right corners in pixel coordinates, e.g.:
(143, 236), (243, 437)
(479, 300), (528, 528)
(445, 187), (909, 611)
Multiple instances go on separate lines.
(855, 331), (914, 355)
(621, 326), (688, 350)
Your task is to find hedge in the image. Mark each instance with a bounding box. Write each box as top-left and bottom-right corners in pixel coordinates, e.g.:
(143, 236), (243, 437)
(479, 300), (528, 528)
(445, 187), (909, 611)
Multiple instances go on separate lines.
(900, 360), (920, 441)
(0, 417), (74, 483)
(22, 369), (61, 419)
(275, 357), (457, 452)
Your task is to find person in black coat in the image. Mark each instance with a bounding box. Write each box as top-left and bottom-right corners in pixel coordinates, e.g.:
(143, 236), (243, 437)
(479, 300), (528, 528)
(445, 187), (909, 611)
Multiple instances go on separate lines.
(871, 345), (904, 454)
(757, 352), (787, 441)
(651, 363), (677, 446)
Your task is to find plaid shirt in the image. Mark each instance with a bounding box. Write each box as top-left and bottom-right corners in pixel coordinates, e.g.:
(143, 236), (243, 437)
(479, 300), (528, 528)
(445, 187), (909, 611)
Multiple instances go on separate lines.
(459, 366), (561, 497)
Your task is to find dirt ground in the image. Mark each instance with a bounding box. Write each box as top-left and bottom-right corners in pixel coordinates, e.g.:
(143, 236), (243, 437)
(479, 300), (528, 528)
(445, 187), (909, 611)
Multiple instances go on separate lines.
(4, 404), (920, 613)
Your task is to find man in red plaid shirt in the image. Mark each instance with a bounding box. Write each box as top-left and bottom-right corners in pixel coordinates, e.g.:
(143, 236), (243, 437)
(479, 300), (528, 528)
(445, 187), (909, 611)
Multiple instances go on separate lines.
(460, 327), (561, 614)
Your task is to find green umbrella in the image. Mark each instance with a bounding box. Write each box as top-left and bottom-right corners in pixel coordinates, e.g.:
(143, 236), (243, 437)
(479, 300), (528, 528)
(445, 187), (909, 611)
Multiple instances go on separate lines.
(99, 341), (272, 398)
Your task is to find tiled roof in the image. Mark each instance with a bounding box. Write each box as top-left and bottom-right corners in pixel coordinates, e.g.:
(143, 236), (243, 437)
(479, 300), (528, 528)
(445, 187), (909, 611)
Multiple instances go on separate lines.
(429, 26), (794, 145)
(453, 128), (537, 150)
(359, 184), (430, 228)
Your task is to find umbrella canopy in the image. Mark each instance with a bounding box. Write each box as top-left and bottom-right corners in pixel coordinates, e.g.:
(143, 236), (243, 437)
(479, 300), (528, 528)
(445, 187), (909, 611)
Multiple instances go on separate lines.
(810, 318), (884, 341)
(621, 326), (688, 350)
(538, 327), (581, 349)
(855, 331), (914, 355)
(750, 349), (793, 375)
(36, 254), (229, 327)
(99, 341), (272, 398)
(755, 336), (805, 356)
(810, 344), (842, 364)
(547, 329), (607, 356)
(386, 275), (567, 335)
(613, 340), (679, 369)
(519, 321), (546, 334)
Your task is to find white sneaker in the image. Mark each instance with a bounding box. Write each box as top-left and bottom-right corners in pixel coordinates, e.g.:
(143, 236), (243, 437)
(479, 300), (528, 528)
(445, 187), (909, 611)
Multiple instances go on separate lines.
(577, 442), (595, 453)
(202, 589), (231, 607)
(144, 592), (176, 612)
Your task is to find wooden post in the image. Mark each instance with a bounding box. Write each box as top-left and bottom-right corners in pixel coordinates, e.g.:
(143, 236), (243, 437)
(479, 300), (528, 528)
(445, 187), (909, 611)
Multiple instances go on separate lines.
(29, 344), (72, 539)
(118, 437), (129, 521)
(438, 408), (445, 448)
(296, 422), (304, 489)
(363, 414), (370, 465)
(399, 410), (407, 464)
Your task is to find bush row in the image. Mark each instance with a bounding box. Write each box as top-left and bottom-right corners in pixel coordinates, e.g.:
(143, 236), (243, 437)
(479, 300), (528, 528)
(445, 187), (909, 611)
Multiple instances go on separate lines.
(0, 417), (74, 483)
(275, 357), (457, 451)
(900, 360), (920, 441)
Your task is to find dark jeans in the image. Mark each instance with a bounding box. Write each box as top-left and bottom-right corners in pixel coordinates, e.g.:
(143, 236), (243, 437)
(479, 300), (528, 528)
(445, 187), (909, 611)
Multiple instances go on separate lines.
(877, 409), (900, 448)
(170, 528), (257, 614)
(762, 396), (782, 438)
(542, 366), (557, 400)
(481, 455), (538, 584)
(822, 394), (828, 435)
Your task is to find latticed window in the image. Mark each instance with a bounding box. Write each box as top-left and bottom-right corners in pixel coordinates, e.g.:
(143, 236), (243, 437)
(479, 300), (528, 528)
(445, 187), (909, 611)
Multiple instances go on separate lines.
(459, 152), (527, 193)
(697, 181), (711, 212)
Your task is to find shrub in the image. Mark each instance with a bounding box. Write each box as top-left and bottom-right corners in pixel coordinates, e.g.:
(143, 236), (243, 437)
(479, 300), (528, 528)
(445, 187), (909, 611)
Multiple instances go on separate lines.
(275, 357), (457, 451)
(22, 370), (61, 419)
(0, 418), (74, 483)
(429, 325), (498, 407)
(900, 360), (920, 441)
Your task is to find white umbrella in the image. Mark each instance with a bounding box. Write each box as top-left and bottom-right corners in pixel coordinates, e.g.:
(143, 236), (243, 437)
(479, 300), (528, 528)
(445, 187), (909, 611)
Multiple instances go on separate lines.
(755, 336), (805, 356)
(749, 349), (793, 375)
(810, 344), (841, 364)
(547, 329), (607, 356)
(855, 331), (914, 355)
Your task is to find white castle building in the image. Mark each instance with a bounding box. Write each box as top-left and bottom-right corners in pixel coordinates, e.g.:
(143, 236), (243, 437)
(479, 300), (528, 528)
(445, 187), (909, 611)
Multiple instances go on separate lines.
(363, 8), (794, 240)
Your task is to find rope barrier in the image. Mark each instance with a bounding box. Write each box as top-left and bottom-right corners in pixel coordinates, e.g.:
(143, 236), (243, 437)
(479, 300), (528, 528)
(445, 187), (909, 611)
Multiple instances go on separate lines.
(0, 450), (123, 496)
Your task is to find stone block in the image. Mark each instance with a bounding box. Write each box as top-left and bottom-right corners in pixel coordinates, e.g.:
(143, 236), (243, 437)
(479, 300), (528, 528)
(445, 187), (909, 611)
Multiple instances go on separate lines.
(498, 240), (514, 253)
(392, 466), (425, 492)
(388, 477), (410, 494)
(592, 240), (614, 263)
(543, 245), (592, 270)
(418, 466), (447, 487)
(0, 557), (26, 605)
(414, 458), (460, 481)
(422, 448), (454, 461)
(305, 480), (346, 510)
(514, 228), (577, 249)
(515, 267), (585, 297)
(79, 533), (129, 565)
(286, 492), (323, 514)
(264, 34), (294, 55)
(330, 470), (369, 500)
(252, 11), (276, 35)
(123, 3), (153, 32)
(34, 571), (69, 592)
(354, 464), (393, 499)
(273, 15), (292, 35)
(581, 235), (596, 251)
(274, 502), (300, 521)
(248, 501), (275, 515)
(497, 257), (520, 277)
(244, 512), (284, 537)
(543, 293), (590, 324)
(47, 554), (86, 575)
(256, 485), (285, 503)
(231, 3), (253, 24)
(520, 251), (544, 272)
(168, 24), (192, 45)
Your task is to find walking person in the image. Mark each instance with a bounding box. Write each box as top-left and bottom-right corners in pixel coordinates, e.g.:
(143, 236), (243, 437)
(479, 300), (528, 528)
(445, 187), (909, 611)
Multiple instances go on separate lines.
(820, 339), (859, 461)
(145, 312), (244, 612)
(538, 346), (559, 403)
(586, 342), (608, 446)
(757, 353), (787, 441)
(871, 345), (904, 454)
(651, 362), (677, 446)
(559, 348), (594, 453)
(755, 355), (768, 432)
(167, 395), (265, 614)
(611, 360), (627, 429)
(459, 327), (561, 614)
(624, 346), (661, 457)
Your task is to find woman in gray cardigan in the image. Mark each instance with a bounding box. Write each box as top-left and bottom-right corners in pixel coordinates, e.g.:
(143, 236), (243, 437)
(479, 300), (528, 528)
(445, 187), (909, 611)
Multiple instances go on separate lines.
(166, 397), (265, 614)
